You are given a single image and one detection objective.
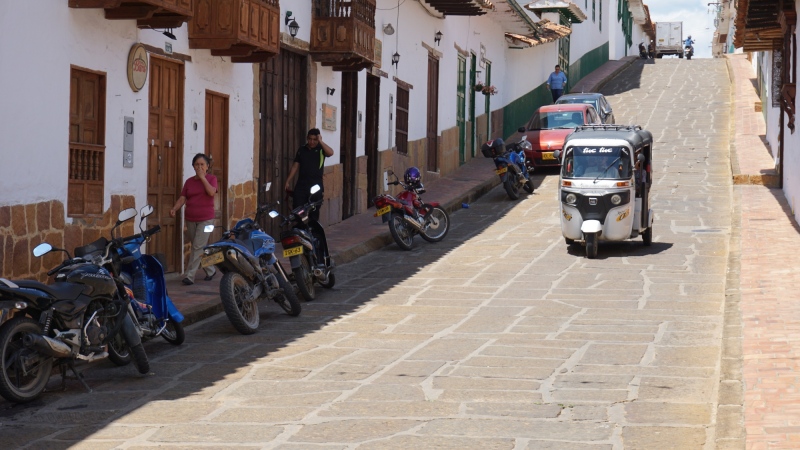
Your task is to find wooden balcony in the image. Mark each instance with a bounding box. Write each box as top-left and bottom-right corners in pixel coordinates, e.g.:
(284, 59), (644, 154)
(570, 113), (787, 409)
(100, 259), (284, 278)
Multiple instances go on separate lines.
(188, 0), (280, 63)
(310, 0), (376, 71)
(69, 0), (193, 28)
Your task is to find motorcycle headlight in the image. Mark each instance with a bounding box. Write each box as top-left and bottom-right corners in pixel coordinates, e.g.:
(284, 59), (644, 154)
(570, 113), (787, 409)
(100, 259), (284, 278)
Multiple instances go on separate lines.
(610, 194), (622, 205)
(565, 193), (577, 204)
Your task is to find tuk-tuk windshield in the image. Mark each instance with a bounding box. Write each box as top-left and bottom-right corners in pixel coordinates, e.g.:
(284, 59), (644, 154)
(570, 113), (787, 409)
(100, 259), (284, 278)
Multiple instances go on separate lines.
(562, 146), (632, 180)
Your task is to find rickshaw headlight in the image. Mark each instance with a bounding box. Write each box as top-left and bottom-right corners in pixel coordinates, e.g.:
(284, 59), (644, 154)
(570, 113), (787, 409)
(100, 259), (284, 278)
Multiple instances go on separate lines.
(610, 194), (622, 205)
(565, 193), (577, 204)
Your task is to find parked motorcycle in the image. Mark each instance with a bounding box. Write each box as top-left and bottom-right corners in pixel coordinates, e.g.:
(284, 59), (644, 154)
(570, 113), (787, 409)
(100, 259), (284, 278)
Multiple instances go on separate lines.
(270, 185), (335, 301)
(373, 167), (450, 251)
(638, 42), (648, 59)
(0, 208), (149, 403)
(77, 205), (185, 366)
(481, 135), (535, 200)
(201, 182), (301, 335)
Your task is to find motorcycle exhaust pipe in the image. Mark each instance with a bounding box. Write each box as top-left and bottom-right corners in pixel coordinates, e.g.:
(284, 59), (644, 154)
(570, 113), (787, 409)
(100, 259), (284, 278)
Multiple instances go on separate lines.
(226, 249), (256, 278)
(403, 215), (424, 231)
(23, 333), (75, 358)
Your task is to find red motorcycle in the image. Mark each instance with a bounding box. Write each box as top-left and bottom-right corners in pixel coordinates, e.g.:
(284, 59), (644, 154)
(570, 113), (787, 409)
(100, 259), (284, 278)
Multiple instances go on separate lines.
(373, 167), (450, 250)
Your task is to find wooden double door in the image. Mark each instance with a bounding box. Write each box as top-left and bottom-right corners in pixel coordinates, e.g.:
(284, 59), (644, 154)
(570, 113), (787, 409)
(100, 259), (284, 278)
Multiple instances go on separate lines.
(147, 57), (229, 273)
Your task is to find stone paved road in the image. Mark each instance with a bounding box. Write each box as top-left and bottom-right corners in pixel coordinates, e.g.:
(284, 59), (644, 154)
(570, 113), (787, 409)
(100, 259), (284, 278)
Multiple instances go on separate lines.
(0, 58), (737, 449)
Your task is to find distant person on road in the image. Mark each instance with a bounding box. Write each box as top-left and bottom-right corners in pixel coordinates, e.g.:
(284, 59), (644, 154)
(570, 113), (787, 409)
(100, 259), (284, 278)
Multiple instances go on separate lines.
(546, 65), (568, 103)
(285, 128), (334, 223)
(684, 35), (695, 48)
(648, 41), (656, 59)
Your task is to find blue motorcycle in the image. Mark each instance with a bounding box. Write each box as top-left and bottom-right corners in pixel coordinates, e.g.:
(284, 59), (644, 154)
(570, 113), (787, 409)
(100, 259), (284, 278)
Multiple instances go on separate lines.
(97, 205), (185, 366)
(201, 183), (301, 335)
(481, 134), (535, 200)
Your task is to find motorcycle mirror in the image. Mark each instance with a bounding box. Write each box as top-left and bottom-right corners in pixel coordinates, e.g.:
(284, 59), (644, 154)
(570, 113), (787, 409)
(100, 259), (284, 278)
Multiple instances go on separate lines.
(203, 225), (215, 233)
(518, 126), (526, 133)
(268, 211), (280, 219)
(118, 208), (137, 223)
(140, 204), (155, 219)
(637, 153), (645, 162)
(310, 184), (321, 194)
(553, 150), (561, 160)
(264, 182), (272, 192)
(33, 243), (53, 257)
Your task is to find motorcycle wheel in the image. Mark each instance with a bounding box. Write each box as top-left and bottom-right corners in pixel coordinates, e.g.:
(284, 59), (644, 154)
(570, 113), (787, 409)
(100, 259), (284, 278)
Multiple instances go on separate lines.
(274, 270), (302, 316)
(0, 318), (53, 403)
(107, 333), (132, 366)
(523, 178), (535, 194)
(420, 206), (450, 243)
(119, 313), (149, 374)
(220, 272), (260, 335)
(504, 177), (520, 200)
(293, 256), (316, 301)
(318, 271), (336, 289)
(161, 319), (185, 345)
(585, 233), (599, 259)
(389, 213), (414, 251)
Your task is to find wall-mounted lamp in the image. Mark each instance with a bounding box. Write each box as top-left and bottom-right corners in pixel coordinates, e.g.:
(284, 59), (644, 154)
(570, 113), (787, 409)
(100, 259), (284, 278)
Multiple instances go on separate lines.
(288, 19), (300, 37)
(163, 28), (176, 40)
(326, 87), (336, 95)
(285, 11), (294, 25)
(434, 31), (442, 46)
(383, 23), (395, 35)
(391, 52), (400, 67)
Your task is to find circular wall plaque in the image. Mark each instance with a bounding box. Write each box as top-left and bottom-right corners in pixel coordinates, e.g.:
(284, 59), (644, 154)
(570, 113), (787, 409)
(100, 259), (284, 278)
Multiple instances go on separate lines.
(127, 44), (148, 92)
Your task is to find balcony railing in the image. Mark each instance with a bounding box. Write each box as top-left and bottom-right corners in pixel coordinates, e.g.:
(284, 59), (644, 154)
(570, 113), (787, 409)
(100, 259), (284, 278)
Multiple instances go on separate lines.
(69, 0), (193, 28)
(189, 0), (280, 63)
(310, 0), (376, 71)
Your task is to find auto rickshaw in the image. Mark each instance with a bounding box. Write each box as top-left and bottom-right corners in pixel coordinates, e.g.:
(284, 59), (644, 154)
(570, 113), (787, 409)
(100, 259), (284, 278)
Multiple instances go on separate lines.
(553, 125), (653, 258)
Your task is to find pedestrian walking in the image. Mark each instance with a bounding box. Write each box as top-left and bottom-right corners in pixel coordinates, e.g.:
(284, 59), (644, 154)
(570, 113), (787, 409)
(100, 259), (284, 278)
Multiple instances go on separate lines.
(546, 65), (568, 103)
(170, 153), (218, 286)
(284, 128), (334, 222)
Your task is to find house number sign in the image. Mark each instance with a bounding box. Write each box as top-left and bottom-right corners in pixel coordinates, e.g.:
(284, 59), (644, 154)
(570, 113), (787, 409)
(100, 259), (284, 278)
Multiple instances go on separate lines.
(127, 44), (148, 92)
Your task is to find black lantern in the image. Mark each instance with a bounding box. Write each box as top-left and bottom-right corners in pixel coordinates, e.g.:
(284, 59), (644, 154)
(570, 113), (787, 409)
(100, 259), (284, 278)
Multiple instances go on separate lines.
(288, 19), (300, 37)
(391, 52), (400, 67)
(434, 31), (442, 46)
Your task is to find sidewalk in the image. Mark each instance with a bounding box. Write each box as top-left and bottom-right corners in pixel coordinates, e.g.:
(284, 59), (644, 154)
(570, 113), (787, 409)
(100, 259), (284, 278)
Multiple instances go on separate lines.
(725, 53), (800, 449)
(165, 56), (635, 326)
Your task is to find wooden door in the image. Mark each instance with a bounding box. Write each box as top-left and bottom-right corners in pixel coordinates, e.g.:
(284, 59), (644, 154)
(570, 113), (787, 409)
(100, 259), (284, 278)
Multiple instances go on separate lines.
(484, 62), (492, 140)
(340, 72), (358, 220)
(259, 49), (307, 238)
(426, 54), (440, 172)
(147, 57), (183, 273)
(205, 91), (228, 244)
(469, 53), (477, 158)
(365, 74), (380, 206)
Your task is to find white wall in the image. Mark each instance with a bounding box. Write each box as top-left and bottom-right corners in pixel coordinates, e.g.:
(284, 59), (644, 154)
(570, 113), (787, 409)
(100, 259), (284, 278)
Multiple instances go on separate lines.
(0, 1), (254, 214)
(781, 0), (800, 224)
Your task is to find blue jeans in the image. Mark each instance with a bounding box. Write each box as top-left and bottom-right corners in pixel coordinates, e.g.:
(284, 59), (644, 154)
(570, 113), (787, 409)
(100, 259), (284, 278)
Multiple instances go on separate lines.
(551, 89), (563, 103)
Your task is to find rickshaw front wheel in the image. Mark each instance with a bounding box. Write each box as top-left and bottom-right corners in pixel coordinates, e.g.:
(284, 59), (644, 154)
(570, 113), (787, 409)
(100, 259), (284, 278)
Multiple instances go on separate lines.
(585, 233), (598, 259)
(565, 237), (575, 246)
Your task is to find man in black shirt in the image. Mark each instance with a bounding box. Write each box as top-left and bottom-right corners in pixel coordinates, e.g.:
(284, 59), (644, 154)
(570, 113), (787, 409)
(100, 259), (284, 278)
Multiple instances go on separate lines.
(284, 128), (334, 222)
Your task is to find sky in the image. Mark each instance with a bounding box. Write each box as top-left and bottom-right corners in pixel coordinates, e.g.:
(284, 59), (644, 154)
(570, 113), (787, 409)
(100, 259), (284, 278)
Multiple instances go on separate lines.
(643, 0), (720, 58)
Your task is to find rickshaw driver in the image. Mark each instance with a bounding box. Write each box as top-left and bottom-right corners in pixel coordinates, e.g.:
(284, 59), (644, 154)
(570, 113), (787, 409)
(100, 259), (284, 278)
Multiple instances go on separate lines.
(574, 152), (623, 178)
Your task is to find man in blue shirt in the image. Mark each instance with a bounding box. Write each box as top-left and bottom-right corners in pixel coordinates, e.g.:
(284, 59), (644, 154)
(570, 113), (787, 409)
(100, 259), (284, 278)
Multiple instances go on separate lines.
(684, 35), (695, 48)
(546, 65), (568, 103)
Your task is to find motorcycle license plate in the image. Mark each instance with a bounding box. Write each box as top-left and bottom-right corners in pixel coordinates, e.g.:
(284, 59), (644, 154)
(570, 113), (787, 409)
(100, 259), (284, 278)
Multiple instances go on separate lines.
(283, 246), (303, 258)
(375, 205), (391, 216)
(200, 252), (224, 268)
(542, 152), (555, 160)
(495, 167), (507, 175)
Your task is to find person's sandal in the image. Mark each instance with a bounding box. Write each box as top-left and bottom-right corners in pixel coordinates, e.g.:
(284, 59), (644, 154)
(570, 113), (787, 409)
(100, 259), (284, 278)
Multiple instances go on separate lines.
(182, 278), (193, 286)
(204, 272), (215, 282)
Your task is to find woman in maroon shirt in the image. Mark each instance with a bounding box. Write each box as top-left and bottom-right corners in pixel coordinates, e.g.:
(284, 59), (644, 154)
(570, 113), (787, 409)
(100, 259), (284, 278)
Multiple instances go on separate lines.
(170, 154), (218, 285)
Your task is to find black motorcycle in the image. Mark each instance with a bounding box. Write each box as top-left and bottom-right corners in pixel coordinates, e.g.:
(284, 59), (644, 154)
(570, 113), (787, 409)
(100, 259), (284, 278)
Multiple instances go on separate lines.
(270, 185), (336, 301)
(0, 208), (149, 403)
(638, 43), (648, 59)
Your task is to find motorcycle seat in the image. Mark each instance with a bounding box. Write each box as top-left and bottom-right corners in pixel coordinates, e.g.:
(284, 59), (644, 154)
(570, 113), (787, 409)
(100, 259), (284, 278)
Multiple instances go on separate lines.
(13, 280), (86, 301)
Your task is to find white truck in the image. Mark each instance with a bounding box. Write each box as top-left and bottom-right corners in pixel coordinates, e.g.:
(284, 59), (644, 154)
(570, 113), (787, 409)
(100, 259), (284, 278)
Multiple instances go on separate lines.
(655, 22), (683, 58)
